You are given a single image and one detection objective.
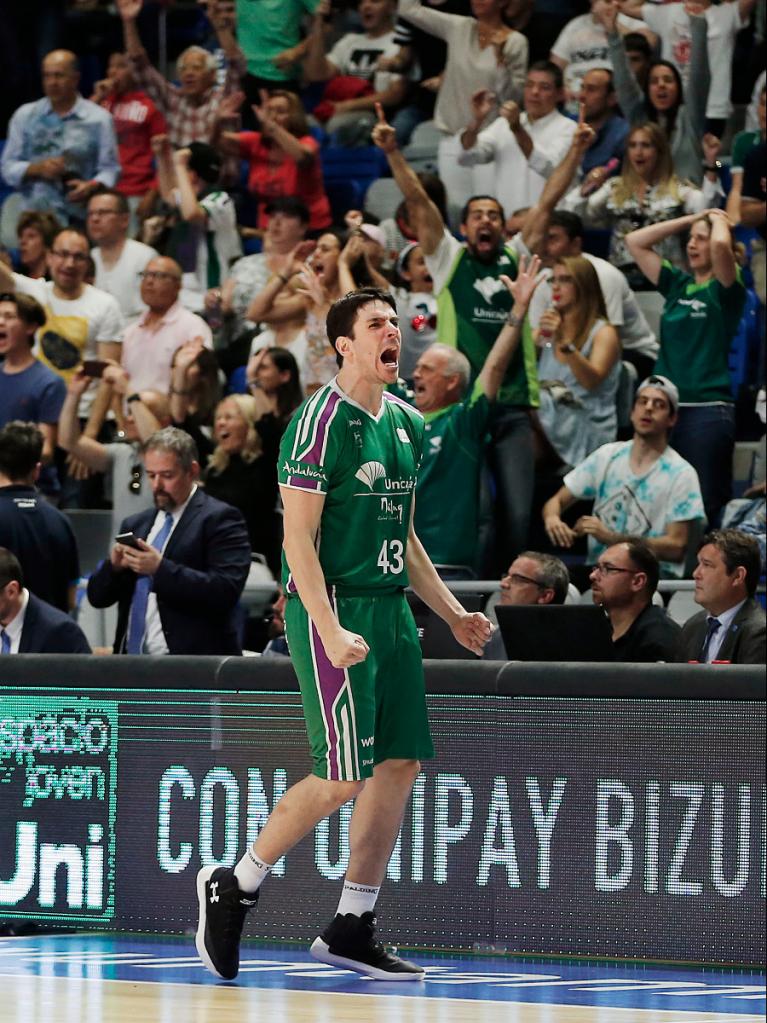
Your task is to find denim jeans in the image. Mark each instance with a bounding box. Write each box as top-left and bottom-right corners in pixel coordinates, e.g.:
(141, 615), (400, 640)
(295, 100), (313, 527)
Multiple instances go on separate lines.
(671, 403), (735, 528)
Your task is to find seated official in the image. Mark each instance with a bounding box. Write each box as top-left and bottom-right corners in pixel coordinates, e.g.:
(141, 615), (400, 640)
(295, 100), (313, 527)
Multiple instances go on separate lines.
(677, 530), (766, 665)
(0, 548), (90, 654)
(590, 539), (680, 662)
(483, 550), (570, 659)
(87, 427), (250, 655)
(0, 422), (80, 613)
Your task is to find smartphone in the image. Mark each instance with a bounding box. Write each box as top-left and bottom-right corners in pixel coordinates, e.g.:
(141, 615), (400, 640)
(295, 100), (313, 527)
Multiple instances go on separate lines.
(115, 531), (142, 550)
(83, 359), (108, 378)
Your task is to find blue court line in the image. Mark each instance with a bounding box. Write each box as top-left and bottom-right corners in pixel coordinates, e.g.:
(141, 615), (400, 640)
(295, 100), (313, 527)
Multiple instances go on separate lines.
(0, 934), (763, 1014)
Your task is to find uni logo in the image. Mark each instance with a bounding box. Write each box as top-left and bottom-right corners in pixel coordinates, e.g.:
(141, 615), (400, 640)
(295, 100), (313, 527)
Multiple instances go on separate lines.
(354, 461), (386, 491)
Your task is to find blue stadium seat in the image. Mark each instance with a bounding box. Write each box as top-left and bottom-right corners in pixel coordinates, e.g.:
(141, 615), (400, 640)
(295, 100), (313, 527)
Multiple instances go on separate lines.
(226, 364), (248, 395)
(320, 146), (389, 214)
(728, 287), (761, 398)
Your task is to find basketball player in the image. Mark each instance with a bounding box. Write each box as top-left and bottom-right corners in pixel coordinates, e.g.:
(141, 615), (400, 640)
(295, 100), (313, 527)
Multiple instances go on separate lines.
(195, 288), (493, 981)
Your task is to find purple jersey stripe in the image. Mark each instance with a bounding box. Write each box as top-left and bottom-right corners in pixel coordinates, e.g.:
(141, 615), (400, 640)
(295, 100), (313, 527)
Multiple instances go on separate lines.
(309, 621), (346, 781)
(287, 475), (324, 492)
(300, 390), (342, 465)
(383, 391), (423, 417)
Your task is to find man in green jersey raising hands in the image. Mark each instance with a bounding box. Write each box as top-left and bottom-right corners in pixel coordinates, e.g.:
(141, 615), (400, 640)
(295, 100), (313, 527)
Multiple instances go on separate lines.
(196, 287), (493, 982)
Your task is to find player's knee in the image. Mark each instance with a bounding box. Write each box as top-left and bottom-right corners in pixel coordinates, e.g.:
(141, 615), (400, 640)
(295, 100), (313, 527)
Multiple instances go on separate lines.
(378, 758), (421, 785)
(318, 777), (366, 807)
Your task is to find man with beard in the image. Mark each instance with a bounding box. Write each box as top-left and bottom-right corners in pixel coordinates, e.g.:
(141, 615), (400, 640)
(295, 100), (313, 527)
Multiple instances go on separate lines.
(87, 426), (250, 654)
(373, 104), (539, 569)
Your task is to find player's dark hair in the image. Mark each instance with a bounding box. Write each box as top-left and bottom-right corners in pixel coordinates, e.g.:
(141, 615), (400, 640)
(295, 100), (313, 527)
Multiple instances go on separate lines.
(327, 288), (398, 368)
(0, 547), (23, 589)
(623, 538), (660, 596)
(0, 421), (44, 481)
(699, 529), (761, 598)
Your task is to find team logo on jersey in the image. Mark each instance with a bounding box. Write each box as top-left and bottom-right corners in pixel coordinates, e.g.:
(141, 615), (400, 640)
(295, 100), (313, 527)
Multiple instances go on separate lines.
(429, 436), (442, 452)
(282, 460), (327, 482)
(354, 461), (387, 490)
(473, 276), (508, 304)
(348, 418), (362, 426)
(678, 297), (707, 316)
(396, 427), (411, 444)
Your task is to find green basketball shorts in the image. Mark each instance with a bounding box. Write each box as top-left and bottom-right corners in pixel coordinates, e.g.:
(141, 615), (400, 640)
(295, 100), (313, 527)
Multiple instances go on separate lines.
(284, 589), (435, 781)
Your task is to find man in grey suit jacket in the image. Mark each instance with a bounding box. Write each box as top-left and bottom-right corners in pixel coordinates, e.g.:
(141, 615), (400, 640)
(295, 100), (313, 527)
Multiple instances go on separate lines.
(677, 529), (766, 665)
(0, 548), (91, 654)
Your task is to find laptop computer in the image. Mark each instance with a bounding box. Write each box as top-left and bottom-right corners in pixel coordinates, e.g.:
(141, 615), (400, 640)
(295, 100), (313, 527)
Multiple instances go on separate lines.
(406, 592), (485, 659)
(495, 604), (615, 662)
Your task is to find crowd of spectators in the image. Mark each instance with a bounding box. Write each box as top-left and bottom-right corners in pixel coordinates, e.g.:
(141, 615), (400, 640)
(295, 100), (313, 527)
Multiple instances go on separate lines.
(0, 0), (764, 663)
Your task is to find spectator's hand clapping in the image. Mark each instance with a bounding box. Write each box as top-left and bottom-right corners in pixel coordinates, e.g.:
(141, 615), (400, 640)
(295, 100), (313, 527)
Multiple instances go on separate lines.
(470, 88), (497, 125)
(500, 100), (521, 131)
(286, 239), (318, 278)
(371, 103), (397, 153)
(35, 156), (67, 181)
(499, 254), (545, 309)
(253, 89), (277, 135)
(344, 209), (364, 230)
(296, 263), (327, 306)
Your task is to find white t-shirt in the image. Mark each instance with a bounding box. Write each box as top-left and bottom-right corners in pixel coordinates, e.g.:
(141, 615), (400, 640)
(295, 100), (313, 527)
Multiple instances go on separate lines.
(174, 189), (242, 312)
(551, 12), (649, 110)
(457, 109), (577, 216)
(327, 30), (403, 94)
(14, 275), (124, 416)
(92, 239), (157, 325)
(641, 1), (745, 120)
(563, 439), (705, 577)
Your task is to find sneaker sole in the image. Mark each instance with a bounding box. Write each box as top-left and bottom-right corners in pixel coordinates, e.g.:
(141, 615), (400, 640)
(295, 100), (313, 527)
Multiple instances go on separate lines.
(195, 865), (232, 980)
(309, 937), (425, 981)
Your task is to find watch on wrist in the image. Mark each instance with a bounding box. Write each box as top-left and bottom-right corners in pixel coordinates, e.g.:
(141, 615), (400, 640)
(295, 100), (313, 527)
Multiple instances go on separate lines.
(126, 393), (142, 404)
(506, 310), (523, 327)
(559, 342), (576, 355)
(702, 160), (722, 173)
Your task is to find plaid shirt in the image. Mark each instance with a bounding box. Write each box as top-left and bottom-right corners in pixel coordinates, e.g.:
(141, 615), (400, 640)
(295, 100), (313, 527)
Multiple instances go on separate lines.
(132, 53), (245, 148)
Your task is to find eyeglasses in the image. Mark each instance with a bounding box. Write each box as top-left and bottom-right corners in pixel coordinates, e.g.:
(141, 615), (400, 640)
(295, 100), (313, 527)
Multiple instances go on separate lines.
(128, 463), (142, 494)
(51, 249), (89, 264)
(503, 572), (546, 588)
(592, 562), (637, 576)
(138, 271), (181, 282)
(549, 274), (574, 286)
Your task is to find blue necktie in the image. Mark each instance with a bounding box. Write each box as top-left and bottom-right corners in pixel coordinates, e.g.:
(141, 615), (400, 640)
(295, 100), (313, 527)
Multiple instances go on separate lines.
(126, 512), (174, 654)
(0, 630), (10, 655)
(699, 617), (722, 663)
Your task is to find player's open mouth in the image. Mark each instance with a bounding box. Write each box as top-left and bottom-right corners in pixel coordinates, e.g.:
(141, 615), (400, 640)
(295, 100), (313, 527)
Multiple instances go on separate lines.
(379, 347), (399, 370)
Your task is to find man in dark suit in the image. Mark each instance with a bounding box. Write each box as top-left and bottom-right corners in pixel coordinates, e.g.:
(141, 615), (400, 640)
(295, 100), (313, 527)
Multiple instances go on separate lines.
(677, 529), (766, 665)
(88, 427), (251, 655)
(0, 421), (80, 612)
(0, 548), (90, 654)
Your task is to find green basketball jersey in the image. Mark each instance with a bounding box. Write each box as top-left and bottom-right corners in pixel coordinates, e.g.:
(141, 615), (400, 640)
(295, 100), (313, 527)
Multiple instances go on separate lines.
(278, 379), (425, 595)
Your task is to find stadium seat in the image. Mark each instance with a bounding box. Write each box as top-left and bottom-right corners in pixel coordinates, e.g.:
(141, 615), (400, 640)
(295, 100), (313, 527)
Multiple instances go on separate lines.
(615, 360), (638, 431)
(402, 119), (440, 174)
(364, 177), (404, 221)
(728, 287), (761, 399)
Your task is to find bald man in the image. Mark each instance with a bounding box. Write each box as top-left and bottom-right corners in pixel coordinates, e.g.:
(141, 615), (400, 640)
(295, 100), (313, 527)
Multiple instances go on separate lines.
(120, 257), (213, 394)
(1, 49), (120, 228)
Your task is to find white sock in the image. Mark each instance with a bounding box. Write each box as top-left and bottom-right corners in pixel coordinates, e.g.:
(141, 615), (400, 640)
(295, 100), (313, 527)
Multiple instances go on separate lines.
(336, 880), (381, 918)
(233, 848), (274, 894)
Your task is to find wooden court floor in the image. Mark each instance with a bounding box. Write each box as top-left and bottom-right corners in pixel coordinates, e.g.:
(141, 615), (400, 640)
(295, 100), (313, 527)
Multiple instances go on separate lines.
(0, 935), (763, 1023)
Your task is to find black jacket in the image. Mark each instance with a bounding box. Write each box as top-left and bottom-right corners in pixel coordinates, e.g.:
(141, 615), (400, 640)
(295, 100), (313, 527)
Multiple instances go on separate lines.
(18, 592), (91, 653)
(676, 597), (766, 664)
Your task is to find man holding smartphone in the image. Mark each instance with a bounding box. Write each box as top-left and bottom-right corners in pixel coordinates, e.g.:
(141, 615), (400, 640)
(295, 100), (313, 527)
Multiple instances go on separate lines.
(87, 426), (250, 655)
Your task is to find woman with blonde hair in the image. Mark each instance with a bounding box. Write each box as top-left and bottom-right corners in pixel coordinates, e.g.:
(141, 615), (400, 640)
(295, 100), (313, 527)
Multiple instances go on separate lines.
(535, 255), (621, 467)
(626, 208), (747, 527)
(215, 89), (332, 233)
(203, 393), (281, 575)
(562, 122), (720, 290)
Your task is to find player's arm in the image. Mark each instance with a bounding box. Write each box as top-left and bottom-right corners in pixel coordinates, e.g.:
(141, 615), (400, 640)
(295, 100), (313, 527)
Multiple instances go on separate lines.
(405, 501), (492, 656)
(280, 486), (370, 668)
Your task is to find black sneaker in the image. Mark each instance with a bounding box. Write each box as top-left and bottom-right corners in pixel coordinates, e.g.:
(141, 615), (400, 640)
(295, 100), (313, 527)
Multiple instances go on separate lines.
(195, 865), (258, 980)
(310, 911), (425, 981)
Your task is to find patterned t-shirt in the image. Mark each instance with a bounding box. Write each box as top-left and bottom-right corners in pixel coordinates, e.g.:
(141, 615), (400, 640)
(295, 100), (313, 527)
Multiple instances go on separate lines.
(278, 378), (424, 594)
(564, 440), (705, 578)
